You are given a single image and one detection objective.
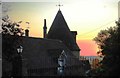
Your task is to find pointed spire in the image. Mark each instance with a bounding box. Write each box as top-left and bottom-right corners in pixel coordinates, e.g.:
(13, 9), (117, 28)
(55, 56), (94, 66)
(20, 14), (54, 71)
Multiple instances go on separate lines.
(47, 10), (80, 52)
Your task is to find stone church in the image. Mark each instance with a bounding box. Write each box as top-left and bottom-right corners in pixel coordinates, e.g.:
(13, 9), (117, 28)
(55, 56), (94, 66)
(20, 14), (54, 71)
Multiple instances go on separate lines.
(45, 9), (80, 58)
(2, 9), (90, 77)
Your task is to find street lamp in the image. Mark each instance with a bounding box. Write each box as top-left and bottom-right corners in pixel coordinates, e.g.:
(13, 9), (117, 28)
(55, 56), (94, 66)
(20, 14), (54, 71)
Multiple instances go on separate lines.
(17, 46), (23, 54)
(12, 46), (23, 77)
(16, 45), (23, 77)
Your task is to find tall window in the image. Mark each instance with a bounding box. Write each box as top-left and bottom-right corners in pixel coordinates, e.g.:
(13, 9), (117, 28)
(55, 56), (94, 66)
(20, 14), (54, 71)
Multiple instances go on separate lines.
(57, 50), (67, 75)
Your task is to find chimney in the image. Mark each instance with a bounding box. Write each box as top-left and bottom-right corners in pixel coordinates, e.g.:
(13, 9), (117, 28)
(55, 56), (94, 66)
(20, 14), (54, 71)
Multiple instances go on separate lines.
(25, 29), (29, 37)
(43, 19), (47, 38)
(71, 31), (77, 42)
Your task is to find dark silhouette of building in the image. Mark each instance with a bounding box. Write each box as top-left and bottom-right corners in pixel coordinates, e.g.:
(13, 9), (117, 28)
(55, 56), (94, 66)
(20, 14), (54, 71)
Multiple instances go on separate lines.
(47, 10), (80, 58)
(2, 9), (90, 77)
(2, 35), (87, 76)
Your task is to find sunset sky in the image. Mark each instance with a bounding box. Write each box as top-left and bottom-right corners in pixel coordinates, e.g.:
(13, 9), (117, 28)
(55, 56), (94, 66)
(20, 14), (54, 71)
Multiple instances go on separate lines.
(2, 0), (119, 56)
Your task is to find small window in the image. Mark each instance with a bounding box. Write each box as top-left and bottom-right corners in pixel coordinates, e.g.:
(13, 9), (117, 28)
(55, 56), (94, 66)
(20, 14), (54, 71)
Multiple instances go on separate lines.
(57, 66), (64, 75)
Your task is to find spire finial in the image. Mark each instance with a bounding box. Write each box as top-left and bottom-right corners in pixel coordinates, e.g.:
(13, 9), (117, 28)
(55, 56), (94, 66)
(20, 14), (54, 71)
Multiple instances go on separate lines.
(56, 2), (63, 10)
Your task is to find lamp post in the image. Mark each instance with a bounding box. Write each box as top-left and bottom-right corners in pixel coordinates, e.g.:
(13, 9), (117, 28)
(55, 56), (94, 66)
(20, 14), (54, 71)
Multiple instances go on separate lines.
(12, 46), (23, 77)
(17, 46), (23, 77)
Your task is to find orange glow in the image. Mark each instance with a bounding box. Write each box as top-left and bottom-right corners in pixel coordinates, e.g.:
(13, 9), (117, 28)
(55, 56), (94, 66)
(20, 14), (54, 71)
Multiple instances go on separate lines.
(77, 39), (98, 56)
(3, 2), (117, 56)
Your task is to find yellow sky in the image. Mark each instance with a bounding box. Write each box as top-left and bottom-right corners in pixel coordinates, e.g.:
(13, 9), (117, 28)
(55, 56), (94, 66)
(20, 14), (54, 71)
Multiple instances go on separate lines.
(1, 0), (120, 56)
(2, 1), (119, 40)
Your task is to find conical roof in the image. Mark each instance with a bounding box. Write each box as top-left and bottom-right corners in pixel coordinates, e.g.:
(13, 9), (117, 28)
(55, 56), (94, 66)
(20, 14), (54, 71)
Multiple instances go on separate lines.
(47, 10), (80, 51)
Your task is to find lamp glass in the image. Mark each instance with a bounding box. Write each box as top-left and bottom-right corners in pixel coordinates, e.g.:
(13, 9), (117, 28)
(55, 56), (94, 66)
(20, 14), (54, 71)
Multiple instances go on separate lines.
(17, 46), (23, 53)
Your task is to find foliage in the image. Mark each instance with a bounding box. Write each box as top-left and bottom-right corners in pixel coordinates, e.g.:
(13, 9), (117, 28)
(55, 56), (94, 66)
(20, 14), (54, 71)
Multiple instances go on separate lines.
(2, 15), (24, 62)
(2, 35), (21, 62)
(93, 19), (120, 77)
(2, 15), (24, 36)
(94, 19), (120, 76)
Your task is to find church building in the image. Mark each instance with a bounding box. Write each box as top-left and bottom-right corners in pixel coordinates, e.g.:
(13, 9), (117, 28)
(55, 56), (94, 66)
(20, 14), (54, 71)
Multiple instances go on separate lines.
(44, 9), (80, 58)
(2, 8), (90, 77)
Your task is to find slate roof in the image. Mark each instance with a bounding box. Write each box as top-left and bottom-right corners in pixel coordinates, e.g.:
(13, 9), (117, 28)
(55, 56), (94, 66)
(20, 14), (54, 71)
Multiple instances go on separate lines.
(2, 35), (83, 69)
(47, 10), (80, 51)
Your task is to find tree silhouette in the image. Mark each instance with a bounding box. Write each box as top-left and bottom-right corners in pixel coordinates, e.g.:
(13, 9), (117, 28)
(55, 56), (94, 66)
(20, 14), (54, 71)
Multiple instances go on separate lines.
(2, 15), (24, 62)
(2, 15), (24, 77)
(93, 19), (120, 77)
